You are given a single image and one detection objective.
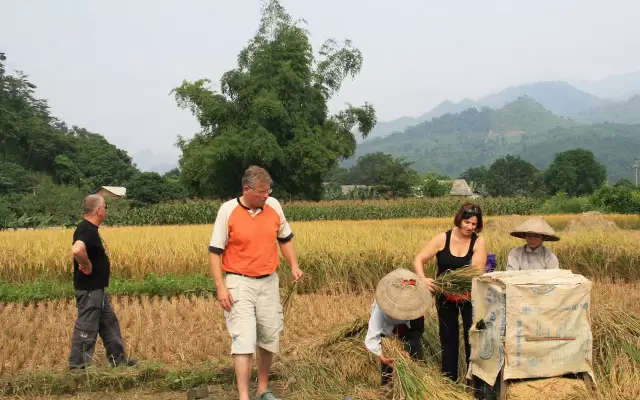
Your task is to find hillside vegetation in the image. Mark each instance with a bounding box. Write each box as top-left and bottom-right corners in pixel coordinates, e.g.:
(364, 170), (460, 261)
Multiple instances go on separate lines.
(353, 97), (640, 181)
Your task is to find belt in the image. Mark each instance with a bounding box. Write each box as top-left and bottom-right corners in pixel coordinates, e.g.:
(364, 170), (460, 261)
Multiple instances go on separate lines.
(226, 272), (272, 279)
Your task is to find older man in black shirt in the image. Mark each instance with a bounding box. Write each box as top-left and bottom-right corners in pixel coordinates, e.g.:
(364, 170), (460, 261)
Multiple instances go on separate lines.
(68, 194), (136, 371)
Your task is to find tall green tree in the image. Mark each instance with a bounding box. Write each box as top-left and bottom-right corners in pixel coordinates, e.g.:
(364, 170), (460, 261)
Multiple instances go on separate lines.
(544, 148), (606, 196)
(346, 152), (418, 197)
(172, 0), (375, 200)
(486, 155), (542, 196)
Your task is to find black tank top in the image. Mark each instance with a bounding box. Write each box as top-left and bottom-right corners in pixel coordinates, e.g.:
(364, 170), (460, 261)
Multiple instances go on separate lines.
(436, 229), (478, 277)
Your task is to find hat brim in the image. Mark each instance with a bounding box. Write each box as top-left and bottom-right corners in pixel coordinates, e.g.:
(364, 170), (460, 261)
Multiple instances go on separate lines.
(510, 231), (560, 242)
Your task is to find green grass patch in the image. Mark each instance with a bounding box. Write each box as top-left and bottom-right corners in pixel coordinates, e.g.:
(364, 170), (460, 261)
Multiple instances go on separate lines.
(0, 361), (231, 397)
(0, 273), (214, 302)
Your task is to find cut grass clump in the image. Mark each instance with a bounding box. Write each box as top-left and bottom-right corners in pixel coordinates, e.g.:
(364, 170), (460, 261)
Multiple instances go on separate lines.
(0, 362), (228, 397)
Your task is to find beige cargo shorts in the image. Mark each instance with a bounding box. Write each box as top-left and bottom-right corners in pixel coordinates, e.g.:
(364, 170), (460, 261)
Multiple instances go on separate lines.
(223, 272), (283, 355)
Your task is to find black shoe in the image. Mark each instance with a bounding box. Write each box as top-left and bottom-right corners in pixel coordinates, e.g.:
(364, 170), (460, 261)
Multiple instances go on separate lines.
(112, 358), (137, 368)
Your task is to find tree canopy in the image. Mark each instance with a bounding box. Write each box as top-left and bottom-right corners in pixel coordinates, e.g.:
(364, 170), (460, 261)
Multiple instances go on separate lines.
(544, 148), (607, 196)
(172, 0), (375, 200)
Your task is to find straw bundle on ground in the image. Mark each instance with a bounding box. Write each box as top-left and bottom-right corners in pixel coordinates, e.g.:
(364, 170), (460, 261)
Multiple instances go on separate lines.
(384, 338), (471, 400)
(282, 317), (380, 399)
(507, 377), (586, 400)
(563, 211), (619, 233)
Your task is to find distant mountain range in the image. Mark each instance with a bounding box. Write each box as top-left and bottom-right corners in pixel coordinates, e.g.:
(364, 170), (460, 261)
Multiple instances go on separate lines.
(362, 80), (634, 142)
(571, 70), (640, 100)
(132, 150), (178, 175)
(351, 96), (640, 183)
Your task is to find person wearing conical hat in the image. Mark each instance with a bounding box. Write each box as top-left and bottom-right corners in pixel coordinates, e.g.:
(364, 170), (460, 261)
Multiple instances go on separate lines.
(364, 268), (431, 385)
(507, 217), (560, 271)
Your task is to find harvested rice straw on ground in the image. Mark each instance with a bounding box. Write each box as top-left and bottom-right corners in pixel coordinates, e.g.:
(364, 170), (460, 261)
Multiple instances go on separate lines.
(384, 338), (471, 400)
(563, 211), (619, 233)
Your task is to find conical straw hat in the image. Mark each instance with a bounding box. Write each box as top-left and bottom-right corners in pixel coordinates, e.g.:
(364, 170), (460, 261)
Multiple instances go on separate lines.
(510, 217), (560, 242)
(375, 268), (431, 320)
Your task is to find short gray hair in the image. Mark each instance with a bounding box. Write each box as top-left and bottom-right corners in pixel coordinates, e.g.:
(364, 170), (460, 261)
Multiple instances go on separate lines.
(82, 194), (104, 216)
(242, 166), (272, 188)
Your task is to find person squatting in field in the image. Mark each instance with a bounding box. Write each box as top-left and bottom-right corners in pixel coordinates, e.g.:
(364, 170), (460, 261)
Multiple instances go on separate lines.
(68, 194), (137, 371)
(413, 203), (488, 382)
(507, 217), (560, 271)
(208, 166), (304, 400)
(364, 268), (431, 385)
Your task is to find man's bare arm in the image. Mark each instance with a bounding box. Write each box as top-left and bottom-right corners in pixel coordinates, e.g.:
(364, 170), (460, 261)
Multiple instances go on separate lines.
(71, 240), (92, 274)
(209, 251), (233, 312)
(279, 241), (303, 282)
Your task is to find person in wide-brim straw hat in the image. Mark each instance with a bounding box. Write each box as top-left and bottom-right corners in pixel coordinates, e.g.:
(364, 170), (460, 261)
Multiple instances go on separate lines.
(364, 268), (432, 385)
(507, 217), (560, 271)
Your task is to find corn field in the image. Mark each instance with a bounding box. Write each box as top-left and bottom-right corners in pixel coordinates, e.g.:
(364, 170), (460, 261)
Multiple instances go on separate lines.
(104, 197), (547, 226)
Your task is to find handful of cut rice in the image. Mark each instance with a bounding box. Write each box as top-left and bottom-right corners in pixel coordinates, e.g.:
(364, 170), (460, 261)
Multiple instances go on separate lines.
(433, 266), (482, 297)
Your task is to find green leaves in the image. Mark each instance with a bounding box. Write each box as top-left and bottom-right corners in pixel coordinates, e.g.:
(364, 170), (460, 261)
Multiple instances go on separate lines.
(172, 0), (375, 200)
(544, 148), (607, 197)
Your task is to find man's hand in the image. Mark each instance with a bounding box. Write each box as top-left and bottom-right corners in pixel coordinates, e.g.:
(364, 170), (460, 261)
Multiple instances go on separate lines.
(291, 265), (304, 283)
(424, 277), (437, 293)
(78, 263), (92, 275)
(216, 285), (234, 312)
(379, 354), (394, 367)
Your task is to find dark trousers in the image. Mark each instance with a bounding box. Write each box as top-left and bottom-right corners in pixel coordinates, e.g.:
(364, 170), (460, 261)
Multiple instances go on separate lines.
(381, 318), (425, 385)
(68, 289), (127, 369)
(436, 294), (472, 382)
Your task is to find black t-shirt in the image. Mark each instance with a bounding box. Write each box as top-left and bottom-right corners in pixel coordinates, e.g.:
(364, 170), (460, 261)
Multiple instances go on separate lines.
(72, 220), (110, 290)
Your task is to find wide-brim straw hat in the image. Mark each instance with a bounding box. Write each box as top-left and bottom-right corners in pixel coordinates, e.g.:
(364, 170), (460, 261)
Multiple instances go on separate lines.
(510, 217), (560, 242)
(375, 268), (431, 320)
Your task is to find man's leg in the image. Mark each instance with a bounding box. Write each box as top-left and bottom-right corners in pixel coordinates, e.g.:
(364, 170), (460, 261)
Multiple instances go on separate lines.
(234, 354), (254, 400)
(436, 295), (460, 381)
(255, 274), (282, 397)
(68, 290), (102, 370)
(224, 274), (258, 400)
(98, 294), (131, 367)
(257, 347), (274, 394)
(402, 317), (425, 360)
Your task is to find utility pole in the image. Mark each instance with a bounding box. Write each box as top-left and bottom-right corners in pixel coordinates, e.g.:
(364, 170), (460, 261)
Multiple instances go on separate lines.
(634, 159), (639, 187)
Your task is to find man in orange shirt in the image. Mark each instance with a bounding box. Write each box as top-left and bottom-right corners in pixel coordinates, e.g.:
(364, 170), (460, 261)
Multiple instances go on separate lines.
(209, 166), (303, 400)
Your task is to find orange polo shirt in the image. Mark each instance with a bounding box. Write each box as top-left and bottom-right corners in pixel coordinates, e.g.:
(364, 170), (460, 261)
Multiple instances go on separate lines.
(208, 197), (293, 277)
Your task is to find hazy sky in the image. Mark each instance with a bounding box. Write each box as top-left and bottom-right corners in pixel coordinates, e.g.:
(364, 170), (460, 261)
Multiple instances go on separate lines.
(3, 0), (640, 165)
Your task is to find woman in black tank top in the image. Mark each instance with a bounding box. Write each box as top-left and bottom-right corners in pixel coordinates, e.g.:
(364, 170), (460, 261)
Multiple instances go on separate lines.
(413, 203), (487, 383)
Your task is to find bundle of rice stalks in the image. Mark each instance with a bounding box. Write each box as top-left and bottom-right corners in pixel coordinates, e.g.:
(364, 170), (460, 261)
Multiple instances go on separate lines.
(384, 338), (471, 400)
(484, 215), (527, 233)
(420, 312), (442, 367)
(283, 318), (380, 398)
(588, 303), (640, 399)
(281, 281), (299, 317)
(563, 212), (619, 233)
(591, 303), (640, 367)
(312, 316), (370, 350)
(433, 266), (482, 298)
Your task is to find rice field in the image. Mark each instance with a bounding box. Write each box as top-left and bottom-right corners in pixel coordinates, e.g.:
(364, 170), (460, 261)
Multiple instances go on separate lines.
(0, 283), (638, 399)
(1, 213), (639, 399)
(1, 214), (640, 286)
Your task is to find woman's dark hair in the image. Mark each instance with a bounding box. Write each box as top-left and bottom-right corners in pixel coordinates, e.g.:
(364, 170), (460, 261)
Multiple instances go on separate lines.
(453, 203), (483, 233)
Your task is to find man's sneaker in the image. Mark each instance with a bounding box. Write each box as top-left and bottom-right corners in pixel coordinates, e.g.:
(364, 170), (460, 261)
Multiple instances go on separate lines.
(255, 389), (281, 400)
(112, 358), (137, 368)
